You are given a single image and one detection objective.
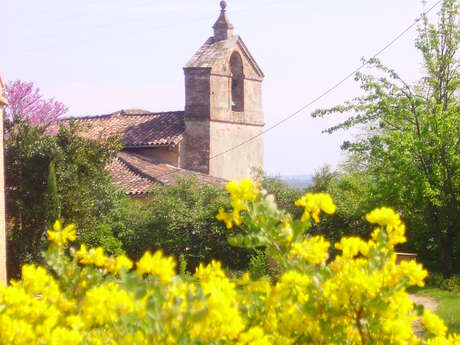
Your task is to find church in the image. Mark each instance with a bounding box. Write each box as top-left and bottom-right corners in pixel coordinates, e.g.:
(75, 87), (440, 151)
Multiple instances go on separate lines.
(64, 1), (264, 197)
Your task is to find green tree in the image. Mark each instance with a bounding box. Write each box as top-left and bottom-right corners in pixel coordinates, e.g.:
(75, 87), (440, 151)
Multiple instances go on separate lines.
(6, 118), (124, 278)
(46, 160), (61, 226)
(312, 0), (460, 276)
(111, 177), (251, 271)
(305, 163), (388, 254)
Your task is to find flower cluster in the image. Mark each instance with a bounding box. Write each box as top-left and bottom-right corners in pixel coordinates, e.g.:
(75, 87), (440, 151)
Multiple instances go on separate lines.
(47, 220), (76, 247)
(0, 179), (457, 345)
(136, 250), (176, 283)
(216, 178), (259, 229)
(294, 192), (336, 223)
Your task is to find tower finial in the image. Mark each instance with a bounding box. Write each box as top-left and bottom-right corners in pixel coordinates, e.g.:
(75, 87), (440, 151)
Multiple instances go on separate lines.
(213, 0), (233, 41)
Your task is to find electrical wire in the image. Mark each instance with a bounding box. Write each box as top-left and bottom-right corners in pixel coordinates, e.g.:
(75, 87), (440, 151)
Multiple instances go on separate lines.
(146, 0), (443, 181)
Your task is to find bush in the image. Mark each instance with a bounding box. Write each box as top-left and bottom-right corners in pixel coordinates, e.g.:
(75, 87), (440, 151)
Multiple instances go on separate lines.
(111, 178), (251, 271)
(5, 120), (124, 278)
(248, 249), (269, 280)
(1, 179), (457, 344)
(440, 274), (460, 293)
(426, 272), (444, 288)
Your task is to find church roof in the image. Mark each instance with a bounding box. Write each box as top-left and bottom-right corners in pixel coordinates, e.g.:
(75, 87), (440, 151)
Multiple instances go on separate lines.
(185, 36), (239, 69)
(51, 109), (185, 148)
(184, 36), (264, 78)
(107, 152), (228, 196)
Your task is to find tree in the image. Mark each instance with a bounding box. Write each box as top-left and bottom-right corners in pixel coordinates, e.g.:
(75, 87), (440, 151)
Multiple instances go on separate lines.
(304, 163), (390, 255)
(312, 0), (460, 276)
(5, 119), (124, 278)
(46, 160), (61, 226)
(3, 80), (67, 126)
(111, 178), (251, 271)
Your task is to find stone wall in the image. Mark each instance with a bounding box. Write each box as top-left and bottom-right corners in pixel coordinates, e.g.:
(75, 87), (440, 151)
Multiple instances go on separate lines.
(183, 44), (264, 180)
(181, 118), (210, 174)
(0, 76), (7, 284)
(209, 121), (263, 180)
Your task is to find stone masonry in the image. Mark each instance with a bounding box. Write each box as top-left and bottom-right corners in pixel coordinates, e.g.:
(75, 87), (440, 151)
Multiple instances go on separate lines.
(182, 1), (265, 180)
(47, 0), (266, 197)
(0, 73), (7, 284)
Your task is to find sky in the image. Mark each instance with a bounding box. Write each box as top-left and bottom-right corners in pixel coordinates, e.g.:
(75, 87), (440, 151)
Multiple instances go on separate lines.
(1, 0), (438, 176)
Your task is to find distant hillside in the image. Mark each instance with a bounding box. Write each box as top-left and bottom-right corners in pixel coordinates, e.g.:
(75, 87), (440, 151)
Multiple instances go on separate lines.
(279, 175), (313, 190)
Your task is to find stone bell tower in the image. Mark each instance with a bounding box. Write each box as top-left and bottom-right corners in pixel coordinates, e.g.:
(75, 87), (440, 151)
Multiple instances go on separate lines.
(182, 1), (264, 180)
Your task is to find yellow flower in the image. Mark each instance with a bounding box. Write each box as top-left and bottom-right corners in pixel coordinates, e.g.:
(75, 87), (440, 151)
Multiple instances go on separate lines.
(81, 283), (135, 327)
(389, 223), (407, 246)
(237, 327), (271, 345)
(75, 244), (87, 259)
(335, 237), (369, 259)
(399, 260), (427, 287)
(217, 179), (261, 229)
(106, 255), (133, 274)
(136, 250), (176, 283)
(290, 236), (330, 264)
(422, 309), (447, 337)
(295, 193), (336, 223)
(276, 270), (311, 304)
(216, 208), (235, 229)
(47, 221), (76, 246)
(191, 260), (245, 341)
(48, 327), (82, 345)
(280, 217), (294, 242)
(226, 178), (259, 203)
(76, 246), (108, 267)
(365, 207), (401, 228)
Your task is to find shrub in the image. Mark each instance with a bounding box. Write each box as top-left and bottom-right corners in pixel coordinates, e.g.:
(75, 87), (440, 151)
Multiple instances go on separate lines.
(111, 178), (251, 271)
(5, 119), (124, 278)
(248, 249), (269, 280)
(0, 179), (457, 344)
(426, 272), (445, 288)
(440, 274), (460, 293)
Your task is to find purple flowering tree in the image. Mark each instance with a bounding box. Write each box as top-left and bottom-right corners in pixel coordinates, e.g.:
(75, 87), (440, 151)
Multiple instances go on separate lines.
(3, 80), (68, 126)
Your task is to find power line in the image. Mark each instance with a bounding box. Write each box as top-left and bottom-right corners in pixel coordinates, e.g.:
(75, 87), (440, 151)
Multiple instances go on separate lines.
(148, 0), (442, 181)
(209, 0), (442, 160)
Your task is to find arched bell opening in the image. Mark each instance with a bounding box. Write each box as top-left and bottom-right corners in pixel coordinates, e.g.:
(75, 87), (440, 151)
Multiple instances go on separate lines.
(229, 52), (244, 112)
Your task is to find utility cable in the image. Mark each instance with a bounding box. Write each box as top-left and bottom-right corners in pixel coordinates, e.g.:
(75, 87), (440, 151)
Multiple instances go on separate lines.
(147, 0), (442, 181)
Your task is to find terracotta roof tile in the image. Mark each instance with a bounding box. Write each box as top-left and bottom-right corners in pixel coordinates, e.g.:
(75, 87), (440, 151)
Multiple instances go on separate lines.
(108, 151), (228, 196)
(50, 109), (185, 148)
(106, 158), (154, 196)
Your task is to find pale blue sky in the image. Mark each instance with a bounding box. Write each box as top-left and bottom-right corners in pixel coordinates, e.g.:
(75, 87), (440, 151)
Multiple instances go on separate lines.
(1, 0), (436, 175)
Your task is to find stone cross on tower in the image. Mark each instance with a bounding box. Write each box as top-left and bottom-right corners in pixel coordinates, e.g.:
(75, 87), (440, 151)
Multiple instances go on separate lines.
(0, 72), (7, 284)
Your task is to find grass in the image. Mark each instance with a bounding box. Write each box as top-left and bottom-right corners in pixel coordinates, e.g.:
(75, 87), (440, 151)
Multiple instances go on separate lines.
(415, 287), (460, 334)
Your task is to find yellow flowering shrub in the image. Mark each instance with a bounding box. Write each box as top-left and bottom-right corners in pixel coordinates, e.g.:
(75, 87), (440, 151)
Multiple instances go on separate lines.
(1, 180), (458, 344)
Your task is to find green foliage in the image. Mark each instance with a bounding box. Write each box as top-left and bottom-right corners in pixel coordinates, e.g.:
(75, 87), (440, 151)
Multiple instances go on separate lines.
(426, 272), (445, 288)
(178, 254), (188, 277)
(4, 183), (454, 344)
(80, 224), (124, 256)
(5, 118), (124, 278)
(305, 164), (378, 248)
(46, 160), (60, 226)
(255, 170), (303, 217)
(248, 249), (269, 280)
(312, 0), (460, 275)
(108, 174), (305, 273)
(416, 288), (460, 333)
(111, 178), (251, 271)
(440, 275), (460, 293)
